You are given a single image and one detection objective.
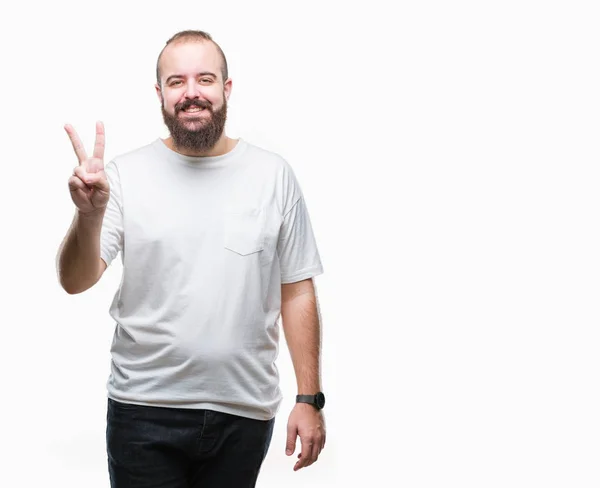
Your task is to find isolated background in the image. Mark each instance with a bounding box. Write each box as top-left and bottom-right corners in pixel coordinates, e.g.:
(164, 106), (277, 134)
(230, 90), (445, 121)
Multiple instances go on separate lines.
(1, 0), (599, 487)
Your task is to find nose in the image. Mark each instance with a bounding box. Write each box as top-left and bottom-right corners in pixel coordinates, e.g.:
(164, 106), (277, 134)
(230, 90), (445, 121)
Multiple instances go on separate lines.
(184, 79), (201, 99)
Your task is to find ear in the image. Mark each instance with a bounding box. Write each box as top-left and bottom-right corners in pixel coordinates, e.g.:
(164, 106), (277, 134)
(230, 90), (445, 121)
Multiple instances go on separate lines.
(223, 78), (233, 101)
(155, 83), (163, 104)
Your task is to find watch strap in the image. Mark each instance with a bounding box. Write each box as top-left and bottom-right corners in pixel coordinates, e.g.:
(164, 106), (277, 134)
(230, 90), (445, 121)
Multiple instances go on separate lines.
(296, 392), (325, 410)
(296, 394), (316, 403)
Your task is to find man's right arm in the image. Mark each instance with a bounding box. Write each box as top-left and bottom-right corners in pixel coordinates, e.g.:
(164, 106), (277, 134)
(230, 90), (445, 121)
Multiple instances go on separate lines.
(57, 208), (108, 294)
(59, 121), (111, 294)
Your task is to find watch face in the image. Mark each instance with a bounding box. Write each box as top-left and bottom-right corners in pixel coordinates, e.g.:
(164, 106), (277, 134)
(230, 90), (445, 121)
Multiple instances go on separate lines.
(316, 392), (325, 409)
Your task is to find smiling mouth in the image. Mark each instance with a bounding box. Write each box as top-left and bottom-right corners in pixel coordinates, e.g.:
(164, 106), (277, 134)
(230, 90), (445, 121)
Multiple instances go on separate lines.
(179, 106), (209, 117)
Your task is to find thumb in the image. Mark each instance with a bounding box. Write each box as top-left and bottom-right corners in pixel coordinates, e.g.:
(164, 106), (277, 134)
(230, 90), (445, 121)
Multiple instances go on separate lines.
(85, 173), (109, 192)
(286, 422), (297, 456)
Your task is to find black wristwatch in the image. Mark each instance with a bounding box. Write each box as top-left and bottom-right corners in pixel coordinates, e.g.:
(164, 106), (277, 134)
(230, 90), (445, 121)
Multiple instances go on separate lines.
(296, 392), (326, 410)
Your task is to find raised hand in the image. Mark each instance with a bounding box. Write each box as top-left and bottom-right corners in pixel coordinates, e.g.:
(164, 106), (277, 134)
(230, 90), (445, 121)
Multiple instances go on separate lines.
(65, 121), (110, 214)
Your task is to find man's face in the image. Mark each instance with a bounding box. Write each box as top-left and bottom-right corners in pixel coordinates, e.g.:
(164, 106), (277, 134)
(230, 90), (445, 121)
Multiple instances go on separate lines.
(156, 41), (232, 152)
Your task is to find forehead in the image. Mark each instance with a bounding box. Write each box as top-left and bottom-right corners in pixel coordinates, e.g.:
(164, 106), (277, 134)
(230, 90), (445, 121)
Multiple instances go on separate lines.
(160, 41), (222, 80)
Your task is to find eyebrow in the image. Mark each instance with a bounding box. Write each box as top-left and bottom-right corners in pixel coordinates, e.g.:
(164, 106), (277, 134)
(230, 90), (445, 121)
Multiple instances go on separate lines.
(165, 72), (218, 84)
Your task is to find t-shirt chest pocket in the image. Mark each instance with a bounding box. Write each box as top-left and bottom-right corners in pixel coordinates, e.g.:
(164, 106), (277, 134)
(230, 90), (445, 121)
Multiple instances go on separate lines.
(223, 208), (266, 256)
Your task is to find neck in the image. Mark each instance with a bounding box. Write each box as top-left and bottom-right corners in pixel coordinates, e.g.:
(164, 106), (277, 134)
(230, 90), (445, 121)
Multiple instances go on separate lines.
(164, 134), (236, 157)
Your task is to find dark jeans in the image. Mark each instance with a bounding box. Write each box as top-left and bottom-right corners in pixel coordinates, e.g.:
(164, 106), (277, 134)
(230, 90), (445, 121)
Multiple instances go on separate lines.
(106, 398), (275, 488)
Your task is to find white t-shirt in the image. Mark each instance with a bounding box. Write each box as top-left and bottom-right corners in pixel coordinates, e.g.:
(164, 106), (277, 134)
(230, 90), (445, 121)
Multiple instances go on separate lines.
(100, 137), (324, 420)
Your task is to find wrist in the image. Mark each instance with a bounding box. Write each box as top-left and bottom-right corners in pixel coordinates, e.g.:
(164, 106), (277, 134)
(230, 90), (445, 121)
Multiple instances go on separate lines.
(78, 207), (106, 219)
(296, 391), (326, 410)
(76, 208), (106, 228)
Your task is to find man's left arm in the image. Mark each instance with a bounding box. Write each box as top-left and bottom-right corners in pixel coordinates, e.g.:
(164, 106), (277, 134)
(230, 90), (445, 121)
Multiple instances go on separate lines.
(281, 277), (326, 471)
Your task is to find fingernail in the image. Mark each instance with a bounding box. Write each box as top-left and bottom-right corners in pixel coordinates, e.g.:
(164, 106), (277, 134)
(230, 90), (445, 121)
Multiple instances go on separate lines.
(286, 449), (292, 455)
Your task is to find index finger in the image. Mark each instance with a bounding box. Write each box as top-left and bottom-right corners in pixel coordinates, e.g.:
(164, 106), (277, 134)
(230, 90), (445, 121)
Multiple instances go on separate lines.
(93, 121), (105, 160)
(64, 124), (88, 165)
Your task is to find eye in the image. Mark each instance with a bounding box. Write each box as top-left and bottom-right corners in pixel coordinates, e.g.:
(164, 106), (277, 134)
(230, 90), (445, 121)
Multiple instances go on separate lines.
(169, 80), (183, 87)
(200, 78), (213, 84)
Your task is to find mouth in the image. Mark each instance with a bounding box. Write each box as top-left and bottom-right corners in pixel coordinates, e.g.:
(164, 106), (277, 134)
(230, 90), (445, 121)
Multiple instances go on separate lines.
(179, 105), (209, 116)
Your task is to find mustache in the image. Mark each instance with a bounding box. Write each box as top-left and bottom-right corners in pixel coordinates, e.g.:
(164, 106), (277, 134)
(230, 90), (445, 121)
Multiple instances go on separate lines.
(176, 99), (213, 113)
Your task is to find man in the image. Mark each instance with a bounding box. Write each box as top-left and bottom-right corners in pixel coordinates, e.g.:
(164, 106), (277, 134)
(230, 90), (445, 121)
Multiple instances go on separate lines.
(56, 30), (326, 488)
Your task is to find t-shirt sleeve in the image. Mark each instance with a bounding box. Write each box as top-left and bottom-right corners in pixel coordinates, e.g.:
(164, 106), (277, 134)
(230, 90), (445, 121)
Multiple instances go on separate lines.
(277, 163), (324, 284)
(100, 160), (124, 266)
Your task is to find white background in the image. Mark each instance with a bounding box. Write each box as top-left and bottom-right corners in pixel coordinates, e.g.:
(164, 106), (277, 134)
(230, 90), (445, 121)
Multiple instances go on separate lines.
(0, 0), (599, 487)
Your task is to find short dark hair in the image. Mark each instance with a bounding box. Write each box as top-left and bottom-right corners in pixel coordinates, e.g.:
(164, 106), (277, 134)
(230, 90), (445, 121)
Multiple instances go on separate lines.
(156, 30), (229, 86)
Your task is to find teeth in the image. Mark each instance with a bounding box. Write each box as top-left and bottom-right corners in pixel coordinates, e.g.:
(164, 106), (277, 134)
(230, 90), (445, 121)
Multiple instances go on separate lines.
(185, 107), (202, 112)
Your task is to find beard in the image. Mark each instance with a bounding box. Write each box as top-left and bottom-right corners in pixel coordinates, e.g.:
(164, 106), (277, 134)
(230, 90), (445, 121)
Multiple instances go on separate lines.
(161, 96), (228, 153)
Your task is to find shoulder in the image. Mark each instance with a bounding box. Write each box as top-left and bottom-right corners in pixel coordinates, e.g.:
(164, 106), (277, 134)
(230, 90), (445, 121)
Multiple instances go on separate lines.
(242, 139), (294, 171)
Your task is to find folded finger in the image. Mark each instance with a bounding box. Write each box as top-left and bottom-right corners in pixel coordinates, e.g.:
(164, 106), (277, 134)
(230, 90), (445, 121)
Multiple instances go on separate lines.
(68, 175), (87, 192)
(311, 442), (320, 465)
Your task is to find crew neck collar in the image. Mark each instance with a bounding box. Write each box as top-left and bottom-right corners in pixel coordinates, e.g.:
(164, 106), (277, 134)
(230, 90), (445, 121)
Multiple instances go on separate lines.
(153, 137), (248, 168)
